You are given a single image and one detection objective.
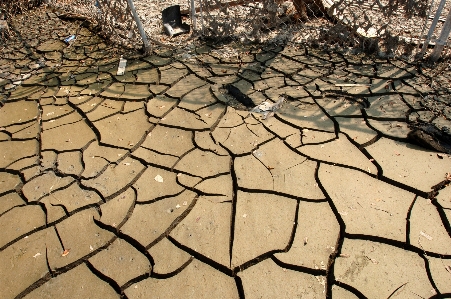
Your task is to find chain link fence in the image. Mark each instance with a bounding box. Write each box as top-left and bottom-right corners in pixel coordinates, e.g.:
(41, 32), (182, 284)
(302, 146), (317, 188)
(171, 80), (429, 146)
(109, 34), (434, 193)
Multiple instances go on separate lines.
(188, 0), (450, 59)
(2, 0), (450, 61)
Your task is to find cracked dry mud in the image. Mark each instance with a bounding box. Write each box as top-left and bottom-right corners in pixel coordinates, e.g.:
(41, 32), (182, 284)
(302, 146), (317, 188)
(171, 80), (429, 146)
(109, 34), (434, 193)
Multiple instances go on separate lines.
(1, 8), (451, 299)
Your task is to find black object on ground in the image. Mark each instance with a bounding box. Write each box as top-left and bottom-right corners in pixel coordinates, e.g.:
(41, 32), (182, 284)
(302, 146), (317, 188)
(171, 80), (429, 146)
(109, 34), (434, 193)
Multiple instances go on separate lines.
(407, 122), (451, 154)
(162, 5), (190, 37)
(224, 84), (255, 108)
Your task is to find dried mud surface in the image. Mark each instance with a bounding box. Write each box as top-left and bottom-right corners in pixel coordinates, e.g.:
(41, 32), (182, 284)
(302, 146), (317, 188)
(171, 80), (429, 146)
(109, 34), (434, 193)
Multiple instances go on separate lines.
(1, 8), (451, 299)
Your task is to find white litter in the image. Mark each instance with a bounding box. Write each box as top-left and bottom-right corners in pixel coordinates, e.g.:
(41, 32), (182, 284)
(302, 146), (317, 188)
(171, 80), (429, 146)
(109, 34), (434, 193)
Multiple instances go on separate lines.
(250, 97), (285, 119)
(117, 57), (127, 76)
(420, 231), (433, 240)
(154, 175), (164, 182)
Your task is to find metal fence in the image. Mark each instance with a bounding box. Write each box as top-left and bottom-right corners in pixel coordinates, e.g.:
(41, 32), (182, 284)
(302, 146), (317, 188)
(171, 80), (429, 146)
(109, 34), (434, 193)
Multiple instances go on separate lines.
(42, 0), (451, 61)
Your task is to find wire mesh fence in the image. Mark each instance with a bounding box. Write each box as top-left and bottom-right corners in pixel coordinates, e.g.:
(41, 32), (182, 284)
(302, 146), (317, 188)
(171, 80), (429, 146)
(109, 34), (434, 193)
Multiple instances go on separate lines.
(2, 0), (450, 61)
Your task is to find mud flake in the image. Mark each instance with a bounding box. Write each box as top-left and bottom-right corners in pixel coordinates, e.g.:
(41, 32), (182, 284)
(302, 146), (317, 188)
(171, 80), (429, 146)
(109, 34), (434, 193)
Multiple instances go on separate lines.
(335, 239), (433, 298)
(99, 188), (135, 228)
(89, 238), (151, 286)
(174, 149), (230, 178)
(120, 190), (196, 246)
(299, 133), (377, 173)
(82, 157), (144, 199)
(41, 120), (96, 151)
(0, 140), (39, 168)
(275, 201), (340, 269)
(94, 108), (151, 149)
(133, 166), (185, 202)
(147, 238), (191, 274)
(319, 164), (413, 241)
(125, 259), (238, 298)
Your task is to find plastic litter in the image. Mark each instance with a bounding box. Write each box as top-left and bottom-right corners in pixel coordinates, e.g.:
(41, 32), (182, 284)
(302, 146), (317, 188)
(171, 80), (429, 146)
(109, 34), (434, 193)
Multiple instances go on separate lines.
(162, 5), (190, 37)
(63, 35), (76, 44)
(117, 57), (127, 76)
(250, 97), (285, 119)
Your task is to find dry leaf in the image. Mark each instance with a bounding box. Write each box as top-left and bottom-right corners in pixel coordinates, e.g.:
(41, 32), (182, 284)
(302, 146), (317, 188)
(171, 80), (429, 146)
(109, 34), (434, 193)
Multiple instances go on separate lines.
(61, 249), (70, 257)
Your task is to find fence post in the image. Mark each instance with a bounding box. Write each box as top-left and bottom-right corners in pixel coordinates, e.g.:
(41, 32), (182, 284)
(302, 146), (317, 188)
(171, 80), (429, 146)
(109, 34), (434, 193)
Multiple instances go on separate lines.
(418, 0), (446, 58)
(126, 0), (151, 54)
(429, 8), (451, 62)
(190, 0), (197, 32)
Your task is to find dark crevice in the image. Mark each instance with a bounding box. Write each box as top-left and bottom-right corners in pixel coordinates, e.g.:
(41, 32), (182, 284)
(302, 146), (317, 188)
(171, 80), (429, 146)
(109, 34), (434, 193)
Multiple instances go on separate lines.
(334, 281), (369, 299)
(234, 275), (246, 299)
(237, 186), (327, 203)
(150, 256), (194, 279)
(103, 166), (146, 201)
(345, 233), (451, 259)
(386, 282), (408, 299)
(14, 272), (52, 299)
(431, 199), (451, 239)
(50, 203), (70, 216)
(85, 260), (123, 296)
(145, 194), (199, 250)
(271, 255), (327, 276)
(420, 255), (441, 296)
(315, 162), (347, 298)
(405, 195), (418, 245)
(170, 147), (196, 172)
(229, 156), (239, 270)
(95, 221), (155, 268)
(0, 222), (48, 251)
(377, 176), (429, 199)
(135, 189), (185, 205)
(167, 235), (234, 276)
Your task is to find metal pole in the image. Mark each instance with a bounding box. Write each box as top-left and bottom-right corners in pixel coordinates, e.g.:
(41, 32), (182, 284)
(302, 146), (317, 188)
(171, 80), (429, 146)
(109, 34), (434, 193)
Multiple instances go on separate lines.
(191, 0), (197, 32)
(416, 0), (435, 57)
(418, 0), (447, 58)
(430, 8), (451, 62)
(126, 0), (151, 54)
(200, 0), (204, 34)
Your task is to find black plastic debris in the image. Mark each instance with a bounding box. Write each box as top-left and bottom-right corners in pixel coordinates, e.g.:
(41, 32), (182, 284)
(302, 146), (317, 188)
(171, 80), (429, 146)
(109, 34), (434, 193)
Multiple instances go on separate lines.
(162, 5), (190, 37)
(407, 122), (451, 154)
(224, 84), (255, 108)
